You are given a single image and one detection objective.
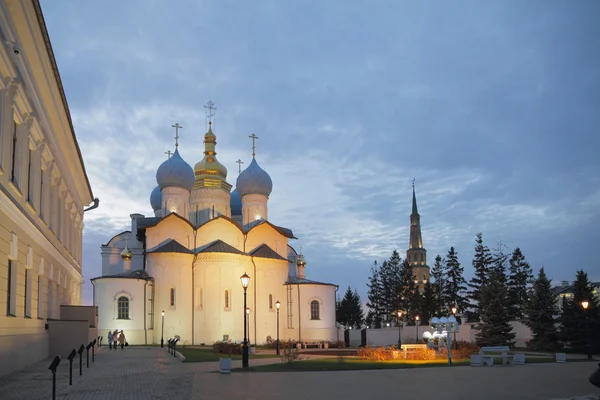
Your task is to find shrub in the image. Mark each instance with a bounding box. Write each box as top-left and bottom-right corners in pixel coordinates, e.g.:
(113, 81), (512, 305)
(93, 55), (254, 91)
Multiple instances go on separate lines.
(357, 346), (397, 361)
(212, 341), (242, 355)
(451, 341), (480, 359)
(327, 340), (346, 349)
(405, 348), (437, 360)
(279, 340), (301, 363)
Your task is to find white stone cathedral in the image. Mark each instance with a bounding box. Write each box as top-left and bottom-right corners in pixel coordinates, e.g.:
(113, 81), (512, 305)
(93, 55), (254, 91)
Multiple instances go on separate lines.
(92, 116), (338, 346)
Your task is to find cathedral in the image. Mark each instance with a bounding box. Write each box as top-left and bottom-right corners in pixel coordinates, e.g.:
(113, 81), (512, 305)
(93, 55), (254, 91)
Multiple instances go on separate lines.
(92, 112), (338, 346)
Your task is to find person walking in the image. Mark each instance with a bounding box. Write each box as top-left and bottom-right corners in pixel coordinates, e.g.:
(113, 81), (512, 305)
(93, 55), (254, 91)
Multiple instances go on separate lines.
(118, 331), (126, 350)
(113, 329), (119, 350)
(107, 330), (114, 350)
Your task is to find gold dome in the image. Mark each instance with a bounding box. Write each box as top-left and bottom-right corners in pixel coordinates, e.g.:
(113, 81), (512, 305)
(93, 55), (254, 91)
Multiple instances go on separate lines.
(193, 123), (230, 189)
(120, 244), (133, 260)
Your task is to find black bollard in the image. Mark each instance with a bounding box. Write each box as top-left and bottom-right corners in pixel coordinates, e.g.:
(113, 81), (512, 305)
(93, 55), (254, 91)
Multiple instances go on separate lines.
(86, 342), (93, 368)
(92, 339), (97, 362)
(78, 345), (84, 376)
(173, 339), (178, 358)
(48, 356), (61, 400)
(167, 339), (172, 354)
(67, 349), (76, 385)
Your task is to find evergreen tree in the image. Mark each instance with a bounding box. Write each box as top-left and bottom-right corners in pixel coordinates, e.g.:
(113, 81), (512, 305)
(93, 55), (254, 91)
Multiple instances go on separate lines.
(398, 258), (416, 313)
(350, 289), (365, 328)
(559, 270), (600, 352)
(491, 241), (509, 286)
(366, 261), (384, 328)
(525, 268), (560, 350)
(507, 247), (534, 320)
(420, 281), (436, 323)
(380, 250), (403, 321)
(476, 269), (516, 346)
(467, 233), (493, 321)
(337, 286), (354, 327)
(430, 255), (445, 315)
(442, 247), (468, 314)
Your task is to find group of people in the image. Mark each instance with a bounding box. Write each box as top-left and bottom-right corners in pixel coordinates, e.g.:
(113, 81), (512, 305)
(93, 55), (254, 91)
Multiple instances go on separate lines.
(107, 330), (127, 350)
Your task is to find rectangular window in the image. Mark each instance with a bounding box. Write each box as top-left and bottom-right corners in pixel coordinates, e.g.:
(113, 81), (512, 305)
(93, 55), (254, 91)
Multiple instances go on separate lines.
(37, 276), (44, 319)
(310, 300), (320, 320)
(224, 290), (229, 309)
(10, 121), (17, 183)
(39, 169), (44, 220)
(24, 269), (31, 317)
(170, 288), (175, 307)
(269, 294), (273, 310)
(26, 148), (32, 203)
(47, 282), (53, 319)
(117, 296), (129, 319)
(7, 260), (18, 316)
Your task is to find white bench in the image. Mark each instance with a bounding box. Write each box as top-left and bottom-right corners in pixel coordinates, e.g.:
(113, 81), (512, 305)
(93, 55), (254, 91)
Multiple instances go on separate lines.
(302, 342), (322, 349)
(479, 346), (515, 366)
(400, 344), (427, 359)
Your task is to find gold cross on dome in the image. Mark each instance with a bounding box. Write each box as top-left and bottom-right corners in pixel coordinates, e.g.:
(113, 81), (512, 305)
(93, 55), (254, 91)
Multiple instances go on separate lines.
(236, 159), (244, 174)
(249, 133), (259, 157)
(171, 123), (182, 147)
(204, 101), (217, 124)
(165, 150), (173, 159)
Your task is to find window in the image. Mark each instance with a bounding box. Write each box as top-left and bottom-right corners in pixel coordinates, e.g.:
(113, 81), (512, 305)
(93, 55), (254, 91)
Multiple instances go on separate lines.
(10, 121), (17, 183)
(39, 168), (44, 219)
(24, 269), (31, 317)
(310, 300), (320, 320)
(224, 290), (229, 309)
(7, 260), (18, 316)
(47, 282), (53, 319)
(117, 296), (129, 319)
(26, 148), (33, 203)
(269, 294), (273, 310)
(37, 276), (44, 319)
(170, 288), (175, 307)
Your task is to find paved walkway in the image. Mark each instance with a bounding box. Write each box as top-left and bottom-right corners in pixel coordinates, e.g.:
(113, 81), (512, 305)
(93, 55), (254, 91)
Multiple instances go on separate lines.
(0, 347), (598, 399)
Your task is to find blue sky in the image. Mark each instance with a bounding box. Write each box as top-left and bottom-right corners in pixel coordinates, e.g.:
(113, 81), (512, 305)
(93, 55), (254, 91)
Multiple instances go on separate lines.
(40, 1), (600, 305)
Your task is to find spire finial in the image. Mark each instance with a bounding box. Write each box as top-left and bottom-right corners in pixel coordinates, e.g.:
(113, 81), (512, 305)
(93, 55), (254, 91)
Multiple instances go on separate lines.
(249, 133), (259, 157)
(204, 101), (217, 127)
(236, 159), (244, 174)
(171, 123), (182, 147)
(165, 150), (173, 160)
(412, 178), (415, 189)
(412, 179), (418, 215)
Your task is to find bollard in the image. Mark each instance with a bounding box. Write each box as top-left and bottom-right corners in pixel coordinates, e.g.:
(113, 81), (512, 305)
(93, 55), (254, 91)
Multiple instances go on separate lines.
(67, 349), (76, 385)
(48, 356), (61, 400)
(78, 345), (84, 376)
(92, 339), (97, 362)
(168, 339), (172, 354)
(173, 339), (178, 358)
(86, 342), (93, 368)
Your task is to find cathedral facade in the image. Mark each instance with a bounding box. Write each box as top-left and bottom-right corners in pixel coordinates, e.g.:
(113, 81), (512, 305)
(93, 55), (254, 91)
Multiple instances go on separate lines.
(92, 120), (338, 346)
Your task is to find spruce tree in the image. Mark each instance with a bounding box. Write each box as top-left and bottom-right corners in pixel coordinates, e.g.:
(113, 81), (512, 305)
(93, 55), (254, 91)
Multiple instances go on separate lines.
(420, 281), (436, 323)
(507, 247), (534, 320)
(337, 286), (354, 327)
(398, 258), (416, 314)
(350, 289), (365, 328)
(380, 251), (403, 321)
(366, 261), (384, 328)
(442, 247), (468, 314)
(491, 241), (509, 287)
(430, 255), (445, 315)
(525, 268), (559, 350)
(559, 270), (599, 352)
(467, 233), (492, 322)
(476, 269), (516, 346)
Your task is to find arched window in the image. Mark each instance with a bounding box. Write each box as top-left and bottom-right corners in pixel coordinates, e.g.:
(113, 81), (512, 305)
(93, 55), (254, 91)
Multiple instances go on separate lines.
(170, 288), (175, 307)
(310, 300), (320, 320)
(269, 294), (273, 310)
(117, 296), (129, 319)
(225, 290), (230, 309)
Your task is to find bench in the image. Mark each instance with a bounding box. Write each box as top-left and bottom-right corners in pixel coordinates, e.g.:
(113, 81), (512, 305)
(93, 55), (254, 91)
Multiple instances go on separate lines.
(479, 346), (515, 366)
(302, 342), (322, 349)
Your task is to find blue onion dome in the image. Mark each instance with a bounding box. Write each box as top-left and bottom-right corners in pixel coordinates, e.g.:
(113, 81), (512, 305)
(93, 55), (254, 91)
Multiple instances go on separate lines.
(194, 123), (228, 186)
(150, 186), (162, 211)
(156, 149), (195, 190)
(230, 188), (242, 215)
(236, 158), (273, 197)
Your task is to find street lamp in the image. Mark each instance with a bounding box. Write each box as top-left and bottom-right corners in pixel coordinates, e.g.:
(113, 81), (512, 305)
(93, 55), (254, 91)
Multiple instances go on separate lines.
(581, 300), (592, 360)
(240, 272), (250, 368)
(275, 300), (281, 356)
(396, 310), (403, 348)
(161, 310), (165, 348)
(451, 307), (458, 349)
(415, 315), (420, 343)
(246, 307), (251, 347)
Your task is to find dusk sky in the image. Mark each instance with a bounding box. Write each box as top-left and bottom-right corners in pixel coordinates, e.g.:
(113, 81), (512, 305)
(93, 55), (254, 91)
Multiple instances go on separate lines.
(40, 1), (600, 305)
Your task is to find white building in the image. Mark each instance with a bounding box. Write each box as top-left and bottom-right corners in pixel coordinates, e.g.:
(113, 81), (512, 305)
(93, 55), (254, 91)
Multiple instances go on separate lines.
(0, 0), (95, 377)
(92, 121), (338, 346)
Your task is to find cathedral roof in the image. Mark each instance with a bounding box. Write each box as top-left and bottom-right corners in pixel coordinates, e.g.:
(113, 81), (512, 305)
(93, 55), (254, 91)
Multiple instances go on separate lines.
(285, 276), (337, 287)
(236, 158), (273, 197)
(195, 239), (244, 255)
(91, 269), (153, 281)
(249, 244), (287, 261)
(193, 123), (230, 190)
(243, 219), (296, 239)
(156, 149), (195, 191)
(230, 188), (242, 215)
(147, 239), (193, 254)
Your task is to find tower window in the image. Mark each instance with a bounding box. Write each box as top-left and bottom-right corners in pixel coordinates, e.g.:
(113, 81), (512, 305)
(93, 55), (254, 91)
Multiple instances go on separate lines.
(117, 296), (129, 319)
(10, 121), (18, 184)
(170, 288), (176, 307)
(224, 290), (230, 309)
(269, 294), (273, 310)
(310, 300), (320, 320)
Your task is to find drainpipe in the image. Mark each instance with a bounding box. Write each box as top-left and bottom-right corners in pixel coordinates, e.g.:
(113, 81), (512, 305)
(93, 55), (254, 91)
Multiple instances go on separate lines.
(334, 285), (339, 341)
(297, 284), (301, 342)
(191, 230), (198, 345)
(251, 257), (257, 347)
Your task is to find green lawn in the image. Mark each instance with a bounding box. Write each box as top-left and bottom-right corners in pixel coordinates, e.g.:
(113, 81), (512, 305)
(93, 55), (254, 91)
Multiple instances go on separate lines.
(231, 356), (558, 372)
(178, 348), (278, 362)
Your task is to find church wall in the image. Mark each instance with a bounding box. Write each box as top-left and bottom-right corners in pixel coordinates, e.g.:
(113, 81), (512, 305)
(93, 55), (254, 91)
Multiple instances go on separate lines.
(283, 284), (337, 342)
(195, 218), (245, 251)
(245, 224), (288, 259)
(93, 277), (149, 345)
(146, 217), (194, 251)
(147, 253), (193, 345)
(241, 193), (268, 225)
(161, 186), (189, 218)
(190, 187), (230, 225)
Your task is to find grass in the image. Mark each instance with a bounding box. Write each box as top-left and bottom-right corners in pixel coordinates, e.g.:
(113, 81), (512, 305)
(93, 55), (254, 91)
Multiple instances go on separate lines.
(178, 348), (278, 362)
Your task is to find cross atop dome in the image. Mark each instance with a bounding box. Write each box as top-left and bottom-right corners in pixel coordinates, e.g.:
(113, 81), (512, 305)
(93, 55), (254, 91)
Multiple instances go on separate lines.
(249, 133), (259, 158)
(204, 101), (217, 127)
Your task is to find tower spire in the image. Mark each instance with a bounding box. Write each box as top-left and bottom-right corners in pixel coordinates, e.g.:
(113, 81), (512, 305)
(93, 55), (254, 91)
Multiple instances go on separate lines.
(406, 179), (429, 291)
(412, 178), (418, 215)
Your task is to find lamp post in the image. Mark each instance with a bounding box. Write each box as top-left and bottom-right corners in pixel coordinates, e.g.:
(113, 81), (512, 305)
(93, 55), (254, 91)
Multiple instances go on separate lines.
(275, 300), (281, 356)
(415, 315), (420, 343)
(240, 272), (250, 368)
(161, 310), (165, 348)
(451, 306), (458, 349)
(396, 310), (403, 348)
(581, 300), (592, 360)
(246, 307), (251, 347)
